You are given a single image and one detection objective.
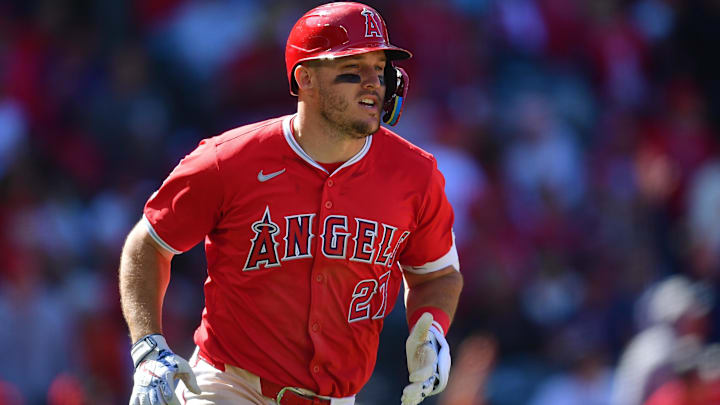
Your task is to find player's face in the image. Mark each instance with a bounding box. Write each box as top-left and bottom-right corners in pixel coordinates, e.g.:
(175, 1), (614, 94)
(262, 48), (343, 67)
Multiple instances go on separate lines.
(314, 51), (387, 138)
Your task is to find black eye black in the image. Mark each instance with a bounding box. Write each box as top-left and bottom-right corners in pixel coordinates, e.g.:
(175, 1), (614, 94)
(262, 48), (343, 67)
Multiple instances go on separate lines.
(334, 74), (361, 83)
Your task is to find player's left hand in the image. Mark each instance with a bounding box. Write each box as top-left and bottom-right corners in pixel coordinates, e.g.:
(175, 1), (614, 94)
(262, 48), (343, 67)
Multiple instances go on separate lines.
(401, 312), (451, 405)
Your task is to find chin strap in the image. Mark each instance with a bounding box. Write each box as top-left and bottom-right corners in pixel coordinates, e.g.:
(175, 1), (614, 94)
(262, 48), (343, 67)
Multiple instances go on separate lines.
(383, 66), (409, 126)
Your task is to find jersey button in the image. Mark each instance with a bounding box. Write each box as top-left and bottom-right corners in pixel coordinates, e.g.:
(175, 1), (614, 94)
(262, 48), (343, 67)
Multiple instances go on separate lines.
(313, 365), (320, 374)
(324, 201), (332, 209)
(312, 323), (320, 332)
(327, 179), (334, 187)
(315, 274), (324, 283)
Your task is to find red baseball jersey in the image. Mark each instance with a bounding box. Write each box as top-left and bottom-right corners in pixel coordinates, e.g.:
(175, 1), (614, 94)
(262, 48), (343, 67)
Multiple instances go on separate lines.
(143, 115), (458, 397)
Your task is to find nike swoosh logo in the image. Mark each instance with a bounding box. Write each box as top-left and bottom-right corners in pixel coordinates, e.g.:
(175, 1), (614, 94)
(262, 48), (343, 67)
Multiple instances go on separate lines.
(258, 168), (286, 182)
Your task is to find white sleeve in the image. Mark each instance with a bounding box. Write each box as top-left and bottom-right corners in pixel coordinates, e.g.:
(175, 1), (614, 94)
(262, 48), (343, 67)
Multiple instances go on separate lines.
(400, 234), (459, 274)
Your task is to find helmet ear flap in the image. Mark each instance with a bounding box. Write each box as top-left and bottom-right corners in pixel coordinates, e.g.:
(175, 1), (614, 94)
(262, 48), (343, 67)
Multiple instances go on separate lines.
(384, 63), (398, 100)
(382, 65), (409, 126)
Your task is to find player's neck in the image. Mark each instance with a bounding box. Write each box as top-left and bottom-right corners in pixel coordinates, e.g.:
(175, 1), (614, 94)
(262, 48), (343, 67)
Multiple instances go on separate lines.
(293, 107), (367, 164)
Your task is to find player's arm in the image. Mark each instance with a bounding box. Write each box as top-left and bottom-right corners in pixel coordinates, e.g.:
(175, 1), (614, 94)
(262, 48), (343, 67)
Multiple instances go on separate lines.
(119, 139), (216, 339)
(400, 157), (462, 405)
(119, 219), (174, 342)
(404, 265), (463, 327)
(119, 219), (201, 404)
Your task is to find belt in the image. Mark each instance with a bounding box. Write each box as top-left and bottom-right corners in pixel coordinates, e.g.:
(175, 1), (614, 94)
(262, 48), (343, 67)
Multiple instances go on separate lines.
(196, 349), (331, 405)
(260, 380), (331, 405)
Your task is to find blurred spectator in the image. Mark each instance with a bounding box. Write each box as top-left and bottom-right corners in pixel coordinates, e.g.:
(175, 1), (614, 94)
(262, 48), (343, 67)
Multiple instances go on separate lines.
(47, 373), (86, 405)
(528, 351), (612, 405)
(686, 160), (720, 279)
(583, 0), (650, 108)
(0, 380), (25, 405)
(0, 253), (72, 404)
(158, 0), (263, 81)
(0, 94), (27, 180)
(494, 0), (547, 55)
(643, 343), (720, 405)
(631, 0), (675, 44)
(502, 93), (586, 234)
(439, 334), (497, 405)
(610, 275), (713, 405)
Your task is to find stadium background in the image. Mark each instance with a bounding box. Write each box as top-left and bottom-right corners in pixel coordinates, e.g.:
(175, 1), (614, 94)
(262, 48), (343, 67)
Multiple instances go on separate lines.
(1, 0), (719, 404)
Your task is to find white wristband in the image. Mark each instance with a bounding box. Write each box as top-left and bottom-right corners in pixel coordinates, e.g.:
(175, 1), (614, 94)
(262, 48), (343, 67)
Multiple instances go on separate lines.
(130, 334), (170, 368)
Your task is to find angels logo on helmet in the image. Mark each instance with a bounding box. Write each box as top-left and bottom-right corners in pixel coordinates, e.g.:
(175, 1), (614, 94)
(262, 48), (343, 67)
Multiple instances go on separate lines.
(361, 8), (384, 38)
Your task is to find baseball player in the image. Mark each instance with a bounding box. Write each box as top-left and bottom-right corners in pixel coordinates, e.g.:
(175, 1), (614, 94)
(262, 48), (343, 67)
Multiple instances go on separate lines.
(119, 2), (463, 405)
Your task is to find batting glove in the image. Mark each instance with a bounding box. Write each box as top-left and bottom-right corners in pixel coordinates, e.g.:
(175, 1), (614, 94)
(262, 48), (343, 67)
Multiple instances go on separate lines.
(401, 313), (451, 405)
(129, 334), (201, 405)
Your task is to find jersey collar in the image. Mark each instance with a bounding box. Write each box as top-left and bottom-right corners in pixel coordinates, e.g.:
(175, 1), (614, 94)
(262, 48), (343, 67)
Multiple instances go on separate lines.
(282, 114), (372, 176)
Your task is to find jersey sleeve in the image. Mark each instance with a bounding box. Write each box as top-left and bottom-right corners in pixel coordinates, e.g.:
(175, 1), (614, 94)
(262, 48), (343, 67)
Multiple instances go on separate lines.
(398, 158), (459, 274)
(143, 138), (223, 254)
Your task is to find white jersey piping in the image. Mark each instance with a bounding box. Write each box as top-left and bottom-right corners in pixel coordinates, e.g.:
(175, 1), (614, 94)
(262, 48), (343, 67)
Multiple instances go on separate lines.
(400, 231), (460, 274)
(282, 114), (372, 176)
(143, 215), (183, 255)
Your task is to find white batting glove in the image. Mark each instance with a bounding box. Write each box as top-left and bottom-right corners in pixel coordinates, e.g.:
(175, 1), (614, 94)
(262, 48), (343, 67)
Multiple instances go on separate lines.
(401, 313), (451, 405)
(129, 334), (201, 405)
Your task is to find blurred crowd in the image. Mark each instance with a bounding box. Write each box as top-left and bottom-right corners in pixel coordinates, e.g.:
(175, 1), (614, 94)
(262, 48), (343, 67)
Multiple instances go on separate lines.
(1, 0), (720, 404)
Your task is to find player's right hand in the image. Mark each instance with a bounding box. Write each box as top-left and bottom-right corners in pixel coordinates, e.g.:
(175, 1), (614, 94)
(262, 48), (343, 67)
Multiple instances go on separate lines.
(129, 334), (201, 405)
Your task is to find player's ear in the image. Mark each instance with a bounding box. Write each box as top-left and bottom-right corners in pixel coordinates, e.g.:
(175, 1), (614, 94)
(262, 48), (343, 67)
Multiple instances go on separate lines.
(294, 64), (316, 93)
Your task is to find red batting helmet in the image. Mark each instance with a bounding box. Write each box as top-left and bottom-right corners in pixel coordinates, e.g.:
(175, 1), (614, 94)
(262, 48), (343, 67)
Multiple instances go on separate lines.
(285, 2), (412, 96)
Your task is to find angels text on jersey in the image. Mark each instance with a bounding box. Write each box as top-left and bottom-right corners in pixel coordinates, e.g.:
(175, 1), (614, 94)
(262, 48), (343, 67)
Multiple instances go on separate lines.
(243, 205), (410, 271)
